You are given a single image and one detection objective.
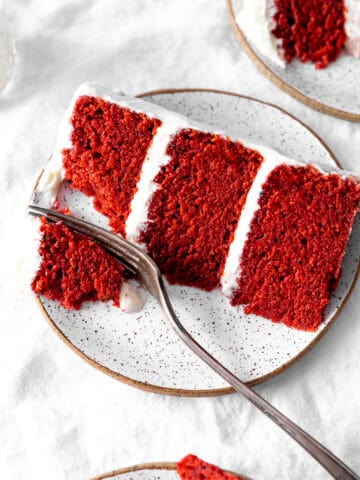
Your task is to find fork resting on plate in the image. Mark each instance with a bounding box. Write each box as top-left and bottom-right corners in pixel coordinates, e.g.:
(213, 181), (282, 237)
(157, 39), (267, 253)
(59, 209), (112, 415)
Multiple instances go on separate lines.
(28, 204), (359, 480)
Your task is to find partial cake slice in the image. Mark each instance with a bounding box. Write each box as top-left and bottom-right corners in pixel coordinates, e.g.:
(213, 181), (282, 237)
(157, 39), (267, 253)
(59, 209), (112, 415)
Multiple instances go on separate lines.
(235, 0), (359, 68)
(271, 0), (347, 68)
(177, 454), (244, 480)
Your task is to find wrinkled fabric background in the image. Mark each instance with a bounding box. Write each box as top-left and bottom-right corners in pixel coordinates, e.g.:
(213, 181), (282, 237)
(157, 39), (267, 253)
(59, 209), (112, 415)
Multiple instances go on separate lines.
(0, 1), (359, 479)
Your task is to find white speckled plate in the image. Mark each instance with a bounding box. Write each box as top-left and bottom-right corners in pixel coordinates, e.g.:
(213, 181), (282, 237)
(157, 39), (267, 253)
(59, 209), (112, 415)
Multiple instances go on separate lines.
(90, 463), (178, 480)
(227, 0), (360, 121)
(89, 462), (250, 480)
(35, 89), (360, 396)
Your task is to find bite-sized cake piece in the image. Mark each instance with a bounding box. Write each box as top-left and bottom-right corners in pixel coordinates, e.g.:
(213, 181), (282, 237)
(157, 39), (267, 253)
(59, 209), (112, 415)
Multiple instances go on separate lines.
(32, 83), (360, 331)
(31, 219), (125, 310)
(235, 0), (359, 68)
(177, 454), (244, 480)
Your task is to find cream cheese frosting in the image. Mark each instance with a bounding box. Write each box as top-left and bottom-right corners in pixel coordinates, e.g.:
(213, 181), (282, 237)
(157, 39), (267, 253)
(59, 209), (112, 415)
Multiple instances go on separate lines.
(345, 0), (360, 58)
(125, 118), (190, 245)
(119, 280), (147, 314)
(234, 0), (285, 68)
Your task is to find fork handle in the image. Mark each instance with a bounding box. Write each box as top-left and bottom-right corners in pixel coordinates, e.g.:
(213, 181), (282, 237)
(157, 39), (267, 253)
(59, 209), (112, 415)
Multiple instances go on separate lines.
(158, 283), (359, 480)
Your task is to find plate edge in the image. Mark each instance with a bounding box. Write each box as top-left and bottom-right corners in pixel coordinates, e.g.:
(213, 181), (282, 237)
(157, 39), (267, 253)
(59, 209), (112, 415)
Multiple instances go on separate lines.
(89, 461), (251, 480)
(89, 462), (177, 480)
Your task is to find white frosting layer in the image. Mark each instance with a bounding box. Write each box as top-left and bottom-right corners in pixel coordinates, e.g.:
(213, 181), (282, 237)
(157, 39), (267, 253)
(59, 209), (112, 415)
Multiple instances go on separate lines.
(235, 0), (285, 68)
(220, 145), (300, 298)
(345, 0), (360, 58)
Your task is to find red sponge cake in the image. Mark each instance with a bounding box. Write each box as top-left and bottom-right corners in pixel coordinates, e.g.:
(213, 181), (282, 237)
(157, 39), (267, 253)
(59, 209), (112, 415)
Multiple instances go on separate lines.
(177, 454), (244, 480)
(31, 219), (125, 310)
(230, 165), (360, 331)
(140, 129), (262, 290)
(32, 83), (360, 329)
(272, 0), (346, 68)
(63, 95), (161, 236)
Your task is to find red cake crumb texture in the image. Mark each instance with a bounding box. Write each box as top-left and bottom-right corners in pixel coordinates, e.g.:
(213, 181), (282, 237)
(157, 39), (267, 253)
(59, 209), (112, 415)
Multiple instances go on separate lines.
(272, 0), (347, 69)
(140, 129), (262, 290)
(63, 96), (161, 236)
(177, 455), (244, 480)
(31, 219), (124, 310)
(232, 165), (360, 331)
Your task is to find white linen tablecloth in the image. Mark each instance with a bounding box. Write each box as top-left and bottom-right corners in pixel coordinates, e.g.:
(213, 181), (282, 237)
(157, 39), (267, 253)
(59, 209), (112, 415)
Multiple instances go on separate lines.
(0, 1), (359, 479)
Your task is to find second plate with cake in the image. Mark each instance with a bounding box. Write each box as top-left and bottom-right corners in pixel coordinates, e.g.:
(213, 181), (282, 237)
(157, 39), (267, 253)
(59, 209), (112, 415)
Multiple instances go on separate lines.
(32, 88), (360, 396)
(227, 0), (360, 121)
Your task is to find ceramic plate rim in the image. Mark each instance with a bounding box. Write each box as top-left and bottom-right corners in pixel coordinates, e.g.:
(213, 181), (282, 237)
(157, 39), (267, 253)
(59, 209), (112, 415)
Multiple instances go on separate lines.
(90, 462), (177, 480)
(35, 88), (360, 397)
(89, 461), (251, 480)
(226, 0), (360, 122)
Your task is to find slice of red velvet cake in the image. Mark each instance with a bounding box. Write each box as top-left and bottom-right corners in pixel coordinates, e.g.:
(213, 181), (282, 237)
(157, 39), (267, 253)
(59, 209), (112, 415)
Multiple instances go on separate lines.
(236, 0), (360, 69)
(32, 83), (360, 331)
(177, 454), (244, 480)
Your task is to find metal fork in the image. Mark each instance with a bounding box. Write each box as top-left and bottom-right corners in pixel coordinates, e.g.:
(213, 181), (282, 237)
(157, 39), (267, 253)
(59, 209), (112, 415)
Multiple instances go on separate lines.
(28, 204), (359, 480)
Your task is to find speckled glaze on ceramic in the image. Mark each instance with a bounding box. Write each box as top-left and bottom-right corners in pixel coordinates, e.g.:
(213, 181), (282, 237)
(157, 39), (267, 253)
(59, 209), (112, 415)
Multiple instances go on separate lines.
(90, 464), (178, 480)
(99, 471), (176, 480)
(228, 0), (360, 121)
(37, 90), (360, 395)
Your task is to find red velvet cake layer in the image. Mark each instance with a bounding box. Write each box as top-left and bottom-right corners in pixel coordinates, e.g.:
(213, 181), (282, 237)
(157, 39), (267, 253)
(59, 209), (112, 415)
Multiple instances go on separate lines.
(63, 96), (161, 235)
(177, 455), (242, 480)
(31, 220), (125, 310)
(139, 129), (263, 290)
(232, 165), (360, 331)
(272, 0), (347, 68)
